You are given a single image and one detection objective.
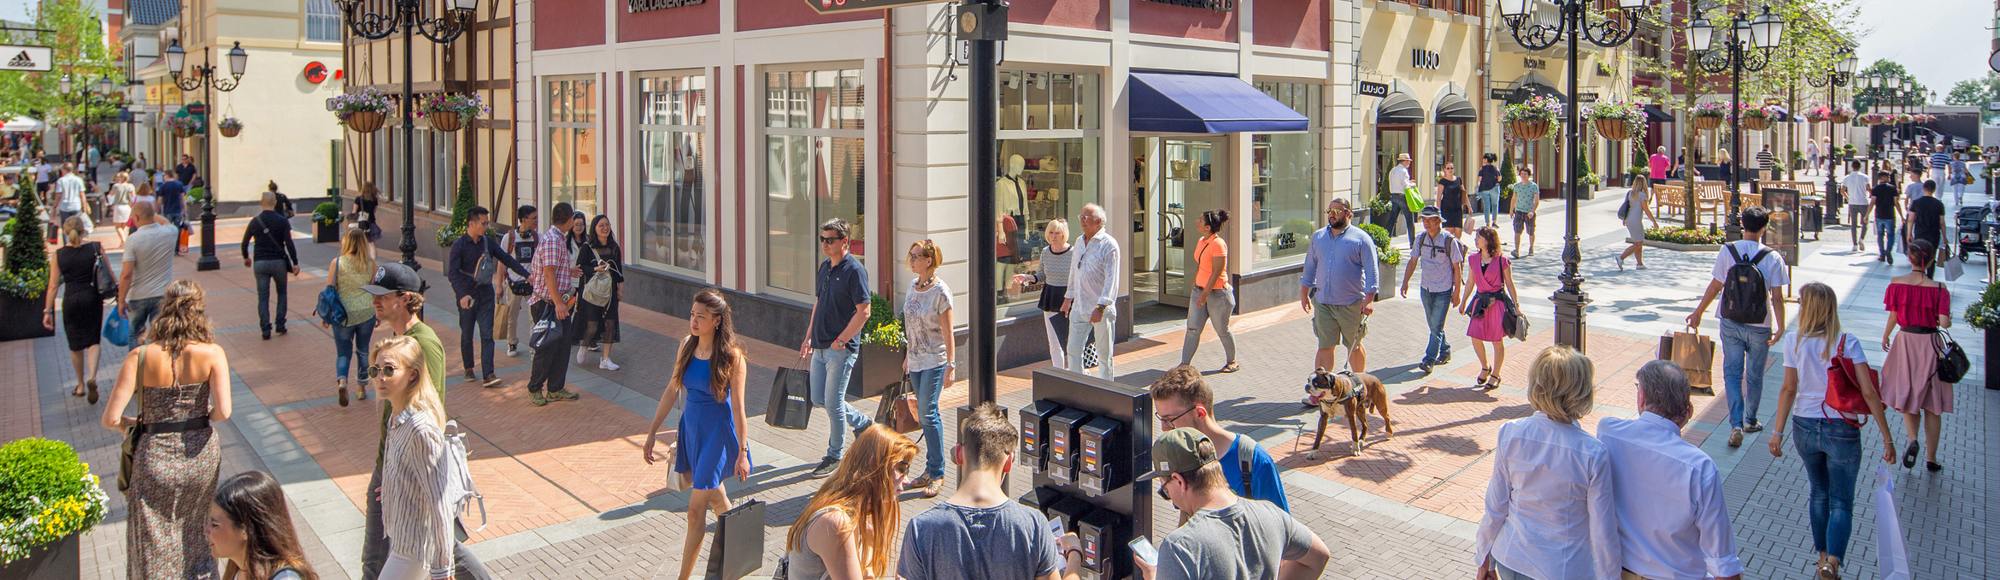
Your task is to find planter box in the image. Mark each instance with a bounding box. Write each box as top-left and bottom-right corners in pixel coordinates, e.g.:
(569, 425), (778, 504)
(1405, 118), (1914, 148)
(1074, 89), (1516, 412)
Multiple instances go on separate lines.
(1376, 260), (1399, 301)
(314, 221), (341, 243)
(848, 342), (906, 399)
(1643, 239), (1720, 252)
(0, 292), (56, 342)
(0, 532), (80, 580)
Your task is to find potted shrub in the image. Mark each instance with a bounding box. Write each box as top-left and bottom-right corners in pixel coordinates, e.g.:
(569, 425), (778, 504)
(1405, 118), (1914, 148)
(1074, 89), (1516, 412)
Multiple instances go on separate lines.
(0, 180), (53, 342)
(850, 292), (907, 399)
(1739, 103), (1771, 131)
(420, 93), (487, 133)
(1366, 195), (1395, 231)
(0, 438), (109, 580)
(1586, 99), (1646, 142)
(1690, 102), (1727, 130)
(1503, 95), (1561, 141)
(1964, 283), (2000, 390)
(312, 201), (343, 243)
(333, 87), (395, 133)
(165, 115), (204, 138)
(217, 117), (242, 138)
(435, 165), (476, 248)
(1357, 223), (1398, 299)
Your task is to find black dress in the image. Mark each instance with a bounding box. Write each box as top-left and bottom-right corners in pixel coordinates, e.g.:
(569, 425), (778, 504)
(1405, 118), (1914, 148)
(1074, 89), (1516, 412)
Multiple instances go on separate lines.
(1437, 177), (1466, 228)
(55, 243), (104, 352)
(575, 240), (624, 345)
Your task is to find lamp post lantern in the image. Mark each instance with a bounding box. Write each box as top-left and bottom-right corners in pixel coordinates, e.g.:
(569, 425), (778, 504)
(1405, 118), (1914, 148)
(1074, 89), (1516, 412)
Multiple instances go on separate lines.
(332, 0), (478, 271)
(166, 39), (248, 272)
(1691, 6), (1784, 243)
(1806, 48), (1854, 221)
(1496, 0), (1649, 353)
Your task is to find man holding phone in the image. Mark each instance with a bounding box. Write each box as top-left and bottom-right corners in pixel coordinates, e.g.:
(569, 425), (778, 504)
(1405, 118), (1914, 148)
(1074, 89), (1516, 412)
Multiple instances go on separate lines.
(898, 403), (1082, 580)
(1133, 428), (1330, 580)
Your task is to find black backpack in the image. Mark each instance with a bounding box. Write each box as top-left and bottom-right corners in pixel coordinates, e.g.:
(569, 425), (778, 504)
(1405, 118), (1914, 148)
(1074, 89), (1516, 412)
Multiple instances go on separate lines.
(1719, 244), (1773, 324)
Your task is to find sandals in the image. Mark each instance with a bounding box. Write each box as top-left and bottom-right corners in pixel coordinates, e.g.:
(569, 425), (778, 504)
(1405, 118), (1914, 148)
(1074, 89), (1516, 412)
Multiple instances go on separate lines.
(1475, 367), (1492, 386)
(1902, 442), (1919, 469)
(87, 380), (98, 405)
(1219, 362), (1241, 373)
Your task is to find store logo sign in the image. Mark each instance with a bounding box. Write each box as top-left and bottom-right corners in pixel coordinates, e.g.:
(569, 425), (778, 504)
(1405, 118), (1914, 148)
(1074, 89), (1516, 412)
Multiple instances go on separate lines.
(1140, 0), (1236, 12)
(1358, 81), (1390, 98)
(1411, 49), (1440, 70)
(1523, 58), (1546, 70)
(0, 45), (53, 72)
(628, 0), (704, 12)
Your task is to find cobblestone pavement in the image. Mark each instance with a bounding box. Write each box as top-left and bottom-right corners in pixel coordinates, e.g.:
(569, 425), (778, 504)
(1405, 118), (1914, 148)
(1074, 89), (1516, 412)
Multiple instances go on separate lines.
(16, 185), (1998, 579)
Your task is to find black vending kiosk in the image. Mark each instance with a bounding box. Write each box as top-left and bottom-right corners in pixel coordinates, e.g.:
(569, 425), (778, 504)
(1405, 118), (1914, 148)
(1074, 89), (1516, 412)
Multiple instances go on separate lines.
(1023, 368), (1154, 580)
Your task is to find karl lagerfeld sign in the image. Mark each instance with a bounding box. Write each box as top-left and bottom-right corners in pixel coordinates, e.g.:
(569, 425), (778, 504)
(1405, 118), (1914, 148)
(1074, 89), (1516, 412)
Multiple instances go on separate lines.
(1141, 0), (1236, 11)
(629, 0), (704, 12)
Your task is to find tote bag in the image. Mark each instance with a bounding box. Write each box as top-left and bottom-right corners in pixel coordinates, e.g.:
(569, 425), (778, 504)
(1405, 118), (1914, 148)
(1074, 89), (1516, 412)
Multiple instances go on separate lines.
(1873, 466), (1912, 580)
(705, 499), (767, 580)
(764, 365), (813, 430)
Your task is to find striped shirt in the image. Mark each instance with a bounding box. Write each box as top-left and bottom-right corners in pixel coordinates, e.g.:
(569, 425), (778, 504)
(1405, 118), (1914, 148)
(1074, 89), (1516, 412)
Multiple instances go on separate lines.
(1930, 152), (1952, 170)
(1755, 150), (1775, 170)
(383, 408), (455, 580)
(1037, 244), (1073, 288)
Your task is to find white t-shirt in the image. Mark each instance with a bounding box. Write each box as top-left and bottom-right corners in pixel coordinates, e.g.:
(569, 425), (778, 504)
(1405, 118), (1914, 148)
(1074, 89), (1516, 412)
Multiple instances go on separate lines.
(1781, 332), (1866, 420)
(54, 174), (86, 212)
(1841, 172), (1871, 206)
(1709, 240), (1789, 328)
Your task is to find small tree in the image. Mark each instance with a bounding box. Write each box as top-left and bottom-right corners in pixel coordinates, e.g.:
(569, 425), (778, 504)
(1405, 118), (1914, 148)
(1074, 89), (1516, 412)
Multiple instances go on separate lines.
(1, 179), (49, 299)
(1498, 147), (1518, 209)
(435, 163), (476, 248)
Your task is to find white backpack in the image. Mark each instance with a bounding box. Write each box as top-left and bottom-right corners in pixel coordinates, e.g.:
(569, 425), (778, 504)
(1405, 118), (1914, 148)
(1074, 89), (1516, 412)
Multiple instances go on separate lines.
(441, 421), (488, 532)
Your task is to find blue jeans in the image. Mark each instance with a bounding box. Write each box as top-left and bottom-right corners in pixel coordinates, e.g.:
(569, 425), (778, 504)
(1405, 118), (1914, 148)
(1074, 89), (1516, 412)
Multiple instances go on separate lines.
(1719, 319), (1771, 429)
(910, 365), (948, 479)
(1476, 187), (1502, 226)
(458, 291), (496, 377)
(809, 347), (873, 462)
(253, 259), (291, 332)
(1420, 289), (1453, 364)
(1794, 417), (1862, 560)
(1875, 218), (1897, 256)
(333, 318), (376, 384)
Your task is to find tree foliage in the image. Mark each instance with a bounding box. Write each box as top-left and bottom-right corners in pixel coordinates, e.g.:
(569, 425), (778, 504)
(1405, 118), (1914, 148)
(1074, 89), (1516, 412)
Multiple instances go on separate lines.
(2, 179), (49, 299)
(1945, 73), (2000, 123)
(0, 0), (124, 125)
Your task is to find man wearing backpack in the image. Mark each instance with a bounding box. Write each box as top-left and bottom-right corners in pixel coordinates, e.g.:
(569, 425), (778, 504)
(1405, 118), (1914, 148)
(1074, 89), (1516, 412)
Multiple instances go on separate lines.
(1685, 206), (1790, 448)
(447, 206), (532, 387)
(1150, 365), (1291, 513)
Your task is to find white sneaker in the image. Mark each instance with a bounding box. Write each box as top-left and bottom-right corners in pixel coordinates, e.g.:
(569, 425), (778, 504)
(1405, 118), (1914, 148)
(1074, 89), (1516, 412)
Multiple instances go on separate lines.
(599, 358), (621, 371)
(506, 343), (517, 357)
(575, 349), (586, 365)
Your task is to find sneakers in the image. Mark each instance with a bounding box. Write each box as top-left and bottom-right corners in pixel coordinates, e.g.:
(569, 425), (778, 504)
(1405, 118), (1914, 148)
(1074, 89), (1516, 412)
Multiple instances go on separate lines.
(482, 375), (503, 388)
(586, 344), (602, 352)
(545, 389), (580, 402)
(463, 370), (479, 384)
(1742, 421), (1763, 434)
(1418, 361), (1434, 374)
(275, 325), (288, 336)
(530, 391), (548, 407)
(506, 343), (518, 357)
(1728, 428), (1744, 447)
(809, 458), (840, 479)
(575, 349), (587, 365)
(599, 358), (621, 371)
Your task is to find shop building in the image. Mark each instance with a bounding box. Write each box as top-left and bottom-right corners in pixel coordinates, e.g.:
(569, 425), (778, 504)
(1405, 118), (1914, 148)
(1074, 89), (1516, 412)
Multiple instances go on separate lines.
(1353, 0), (1486, 213)
(1484, 19), (1636, 199)
(513, 0), (1356, 367)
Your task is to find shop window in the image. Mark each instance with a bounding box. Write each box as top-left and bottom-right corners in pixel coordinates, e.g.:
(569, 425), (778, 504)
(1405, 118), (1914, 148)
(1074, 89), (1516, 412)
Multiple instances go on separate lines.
(637, 73), (708, 274)
(306, 0), (341, 42)
(547, 77), (599, 215)
(1251, 81), (1322, 267)
(371, 126), (454, 210)
(1001, 71), (1099, 131)
(765, 68), (867, 296)
(995, 70), (1102, 308)
(1434, 123), (1466, 175)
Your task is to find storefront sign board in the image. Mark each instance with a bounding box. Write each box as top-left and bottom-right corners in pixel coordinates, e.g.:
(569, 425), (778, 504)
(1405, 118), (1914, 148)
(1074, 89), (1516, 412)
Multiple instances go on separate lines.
(0, 45), (53, 72)
(1523, 58), (1546, 70)
(1411, 49), (1440, 70)
(1489, 88), (1514, 100)
(1358, 81), (1390, 97)
(1578, 92), (1598, 103)
(629, 0), (704, 11)
(1139, 0), (1236, 11)
(806, 0), (949, 14)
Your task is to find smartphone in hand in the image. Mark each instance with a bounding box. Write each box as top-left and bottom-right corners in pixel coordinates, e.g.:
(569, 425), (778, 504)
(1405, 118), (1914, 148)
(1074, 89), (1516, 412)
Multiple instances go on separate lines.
(1128, 536), (1159, 567)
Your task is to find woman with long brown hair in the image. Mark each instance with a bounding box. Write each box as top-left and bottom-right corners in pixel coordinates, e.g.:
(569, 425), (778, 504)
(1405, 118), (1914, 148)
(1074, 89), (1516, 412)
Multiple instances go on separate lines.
(783, 425), (919, 580)
(1462, 226), (1519, 390)
(211, 471), (318, 580)
(103, 279), (233, 580)
(643, 288), (752, 580)
(323, 226), (377, 406)
(1878, 239), (1954, 472)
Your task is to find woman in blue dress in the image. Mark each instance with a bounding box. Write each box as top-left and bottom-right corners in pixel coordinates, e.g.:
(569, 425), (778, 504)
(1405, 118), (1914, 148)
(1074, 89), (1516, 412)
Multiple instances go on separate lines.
(643, 288), (752, 580)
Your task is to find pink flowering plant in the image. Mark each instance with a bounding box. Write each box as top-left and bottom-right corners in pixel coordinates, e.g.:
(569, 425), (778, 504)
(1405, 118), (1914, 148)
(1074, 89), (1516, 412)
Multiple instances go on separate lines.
(1585, 99), (1648, 140)
(165, 116), (205, 133)
(1736, 103), (1769, 121)
(1503, 94), (1563, 131)
(331, 87), (396, 121)
(1689, 101), (1729, 119)
(419, 93), (488, 119)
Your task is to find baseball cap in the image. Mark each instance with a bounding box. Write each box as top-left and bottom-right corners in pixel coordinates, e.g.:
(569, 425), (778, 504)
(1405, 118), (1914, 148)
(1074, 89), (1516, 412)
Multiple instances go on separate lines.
(1135, 427), (1219, 482)
(361, 263), (425, 296)
(1418, 206), (1442, 219)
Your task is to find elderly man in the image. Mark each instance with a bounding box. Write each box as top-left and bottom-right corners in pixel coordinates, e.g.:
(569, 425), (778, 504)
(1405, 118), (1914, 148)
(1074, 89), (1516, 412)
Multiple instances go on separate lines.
(1064, 203), (1121, 379)
(1387, 152), (1419, 247)
(1300, 198), (1378, 399)
(1597, 361), (1743, 580)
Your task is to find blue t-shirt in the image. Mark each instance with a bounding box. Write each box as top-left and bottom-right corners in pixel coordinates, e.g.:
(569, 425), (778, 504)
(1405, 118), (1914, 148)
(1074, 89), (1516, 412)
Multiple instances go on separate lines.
(812, 254), (870, 350)
(156, 180), (186, 216)
(1219, 434), (1290, 513)
(898, 501), (1061, 580)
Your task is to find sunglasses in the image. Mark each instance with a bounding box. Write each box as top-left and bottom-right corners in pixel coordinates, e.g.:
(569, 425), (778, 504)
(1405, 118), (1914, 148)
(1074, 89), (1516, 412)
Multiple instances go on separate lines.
(366, 363), (400, 378)
(820, 236), (846, 245)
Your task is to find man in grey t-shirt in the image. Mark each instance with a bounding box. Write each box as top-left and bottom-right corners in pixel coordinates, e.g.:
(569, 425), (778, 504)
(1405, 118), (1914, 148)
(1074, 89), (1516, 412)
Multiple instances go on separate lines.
(119, 200), (177, 340)
(1134, 428), (1329, 580)
(899, 403), (1080, 580)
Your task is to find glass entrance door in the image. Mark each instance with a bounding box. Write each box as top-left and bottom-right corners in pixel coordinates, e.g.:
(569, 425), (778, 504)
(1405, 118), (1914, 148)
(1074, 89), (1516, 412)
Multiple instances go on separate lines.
(1156, 137), (1225, 307)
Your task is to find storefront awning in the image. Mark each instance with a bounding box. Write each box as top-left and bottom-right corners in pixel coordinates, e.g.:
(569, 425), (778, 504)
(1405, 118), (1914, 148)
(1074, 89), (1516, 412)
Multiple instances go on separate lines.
(1, 116), (45, 132)
(1128, 72), (1309, 133)
(1435, 93), (1477, 124)
(1376, 92), (1424, 124)
(1641, 104), (1673, 123)
(1505, 82), (1565, 105)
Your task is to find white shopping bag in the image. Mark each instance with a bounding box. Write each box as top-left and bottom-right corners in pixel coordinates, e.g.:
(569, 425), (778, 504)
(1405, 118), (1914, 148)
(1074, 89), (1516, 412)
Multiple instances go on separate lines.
(1872, 466), (1911, 580)
(1940, 254), (1965, 282)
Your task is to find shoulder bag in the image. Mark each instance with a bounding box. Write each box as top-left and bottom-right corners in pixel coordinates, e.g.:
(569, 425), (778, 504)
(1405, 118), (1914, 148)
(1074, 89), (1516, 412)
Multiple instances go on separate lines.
(316, 259), (348, 327)
(1824, 333), (1876, 427)
(93, 242), (118, 298)
(1934, 331), (1969, 384)
(581, 247), (619, 307)
(873, 375), (923, 435)
(117, 349), (154, 492)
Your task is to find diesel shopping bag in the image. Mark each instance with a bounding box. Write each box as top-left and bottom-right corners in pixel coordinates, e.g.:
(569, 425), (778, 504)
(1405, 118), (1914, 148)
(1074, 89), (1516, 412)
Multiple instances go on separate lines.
(705, 499), (767, 580)
(1873, 466), (1912, 580)
(1660, 330), (1716, 390)
(765, 365), (813, 430)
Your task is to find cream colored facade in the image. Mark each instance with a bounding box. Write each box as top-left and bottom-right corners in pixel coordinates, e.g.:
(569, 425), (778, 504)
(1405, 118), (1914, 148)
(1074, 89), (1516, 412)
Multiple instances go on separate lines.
(1354, 0), (1486, 204)
(1485, 13), (1637, 196)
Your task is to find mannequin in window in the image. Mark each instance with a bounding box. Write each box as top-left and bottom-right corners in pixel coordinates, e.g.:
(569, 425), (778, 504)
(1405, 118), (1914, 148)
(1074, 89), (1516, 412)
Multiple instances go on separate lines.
(997, 154), (1028, 264)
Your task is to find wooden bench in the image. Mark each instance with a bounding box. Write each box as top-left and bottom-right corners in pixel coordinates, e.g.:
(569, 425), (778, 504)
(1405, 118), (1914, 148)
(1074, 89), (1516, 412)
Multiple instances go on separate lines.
(1652, 184), (1687, 217)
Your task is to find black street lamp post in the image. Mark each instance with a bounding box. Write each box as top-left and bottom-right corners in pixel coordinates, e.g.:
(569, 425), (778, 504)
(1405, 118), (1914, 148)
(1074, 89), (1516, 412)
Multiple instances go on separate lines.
(165, 39), (248, 272)
(1690, 6), (1785, 243)
(58, 75), (117, 164)
(1496, 0), (1648, 353)
(1806, 49), (1855, 218)
(332, 0), (478, 271)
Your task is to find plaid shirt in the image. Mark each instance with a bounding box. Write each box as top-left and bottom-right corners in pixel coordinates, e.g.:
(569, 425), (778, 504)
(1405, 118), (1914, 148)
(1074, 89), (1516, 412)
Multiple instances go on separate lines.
(529, 225), (575, 307)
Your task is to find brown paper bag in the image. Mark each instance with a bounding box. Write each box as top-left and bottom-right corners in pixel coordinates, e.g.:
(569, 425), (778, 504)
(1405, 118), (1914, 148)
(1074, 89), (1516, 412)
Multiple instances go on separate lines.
(1661, 331), (1716, 389)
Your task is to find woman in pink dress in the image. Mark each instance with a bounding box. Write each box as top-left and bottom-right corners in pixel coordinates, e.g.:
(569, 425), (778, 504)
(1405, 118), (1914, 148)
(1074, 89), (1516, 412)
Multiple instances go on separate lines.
(1879, 239), (1953, 472)
(1462, 227), (1518, 390)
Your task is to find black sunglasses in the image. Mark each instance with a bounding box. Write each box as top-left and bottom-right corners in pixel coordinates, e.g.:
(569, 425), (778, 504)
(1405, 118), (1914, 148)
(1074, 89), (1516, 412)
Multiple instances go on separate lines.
(820, 235), (846, 245)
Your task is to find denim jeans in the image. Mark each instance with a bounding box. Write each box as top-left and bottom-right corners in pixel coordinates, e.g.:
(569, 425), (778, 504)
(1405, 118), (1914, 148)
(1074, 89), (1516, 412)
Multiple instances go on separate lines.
(128, 296), (162, 344)
(1719, 319), (1771, 429)
(1476, 187), (1502, 227)
(253, 259), (291, 332)
(334, 318), (376, 383)
(809, 347), (873, 462)
(1421, 289), (1453, 364)
(1875, 218), (1897, 257)
(910, 365), (948, 479)
(1794, 417), (1862, 560)
(458, 290), (496, 377)
(1387, 199), (1419, 247)
(1067, 311), (1116, 379)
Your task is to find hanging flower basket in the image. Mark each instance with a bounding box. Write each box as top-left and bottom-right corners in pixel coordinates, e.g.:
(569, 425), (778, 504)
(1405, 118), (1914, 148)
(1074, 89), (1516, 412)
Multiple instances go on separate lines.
(332, 88), (396, 133)
(1585, 99), (1646, 142)
(426, 111), (462, 132)
(217, 118), (242, 138)
(344, 110), (386, 133)
(1830, 112), (1851, 123)
(165, 116), (204, 138)
(1742, 116), (1770, 131)
(1508, 120), (1550, 140)
(1692, 115), (1723, 130)
(419, 92), (487, 133)
(1502, 95), (1561, 141)
(1592, 118), (1630, 141)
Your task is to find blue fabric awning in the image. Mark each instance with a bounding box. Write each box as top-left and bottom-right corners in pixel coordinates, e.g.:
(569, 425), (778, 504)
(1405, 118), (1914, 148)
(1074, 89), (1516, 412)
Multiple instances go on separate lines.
(1129, 72), (1309, 133)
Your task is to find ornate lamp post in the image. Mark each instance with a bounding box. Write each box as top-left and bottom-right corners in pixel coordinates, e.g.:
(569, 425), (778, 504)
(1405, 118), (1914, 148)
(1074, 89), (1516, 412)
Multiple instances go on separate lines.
(1690, 6), (1785, 243)
(57, 75), (117, 158)
(1495, 0), (1649, 353)
(1806, 49), (1855, 217)
(165, 39), (248, 272)
(332, 0), (478, 270)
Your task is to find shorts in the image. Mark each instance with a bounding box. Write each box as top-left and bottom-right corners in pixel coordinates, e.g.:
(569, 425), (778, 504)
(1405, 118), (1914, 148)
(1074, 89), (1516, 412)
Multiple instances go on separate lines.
(1512, 211), (1537, 235)
(1312, 302), (1367, 350)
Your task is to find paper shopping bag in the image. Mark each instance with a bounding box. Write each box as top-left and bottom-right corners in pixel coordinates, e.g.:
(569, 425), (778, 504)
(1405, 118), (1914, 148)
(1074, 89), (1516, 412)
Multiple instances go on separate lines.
(764, 366), (813, 430)
(705, 499), (766, 580)
(1665, 331), (1716, 389)
(1873, 466), (1911, 580)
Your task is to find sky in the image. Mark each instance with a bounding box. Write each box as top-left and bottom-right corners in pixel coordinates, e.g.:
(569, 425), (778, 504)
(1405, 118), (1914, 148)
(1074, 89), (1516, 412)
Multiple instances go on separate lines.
(0, 0), (33, 25)
(1850, 0), (1994, 98)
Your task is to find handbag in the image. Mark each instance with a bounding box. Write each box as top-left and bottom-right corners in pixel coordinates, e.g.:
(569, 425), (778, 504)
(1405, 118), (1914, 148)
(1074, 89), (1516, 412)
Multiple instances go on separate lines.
(764, 365), (813, 430)
(1933, 332), (1969, 384)
(117, 349), (150, 493)
(581, 248), (618, 307)
(316, 259), (348, 327)
(1617, 195), (1631, 220)
(1824, 333), (1876, 426)
(528, 303), (569, 350)
(874, 376), (923, 435)
(102, 305), (130, 347)
(705, 499), (767, 580)
(92, 243), (117, 298)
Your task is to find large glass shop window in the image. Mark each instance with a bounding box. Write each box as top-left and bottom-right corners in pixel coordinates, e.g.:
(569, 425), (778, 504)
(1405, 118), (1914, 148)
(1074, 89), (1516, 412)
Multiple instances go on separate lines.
(1250, 81), (1322, 266)
(547, 77), (599, 216)
(637, 73), (708, 274)
(766, 68), (867, 295)
(996, 70), (1101, 308)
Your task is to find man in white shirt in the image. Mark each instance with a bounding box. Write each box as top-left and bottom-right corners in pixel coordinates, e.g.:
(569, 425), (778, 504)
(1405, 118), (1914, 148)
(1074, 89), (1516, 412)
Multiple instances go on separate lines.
(53, 163), (86, 228)
(1599, 361), (1744, 580)
(1839, 160), (1871, 251)
(1063, 203), (1120, 379)
(1387, 152), (1418, 248)
(1685, 206), (1789, 447)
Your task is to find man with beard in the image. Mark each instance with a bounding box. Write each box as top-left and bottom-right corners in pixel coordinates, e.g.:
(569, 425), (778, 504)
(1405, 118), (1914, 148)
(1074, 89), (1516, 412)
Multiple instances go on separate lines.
(1299, 198), (1379, 405)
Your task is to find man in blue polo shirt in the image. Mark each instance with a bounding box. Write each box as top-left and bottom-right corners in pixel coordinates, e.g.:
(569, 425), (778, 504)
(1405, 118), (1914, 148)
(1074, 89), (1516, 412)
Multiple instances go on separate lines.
(801, 217), (876, 479)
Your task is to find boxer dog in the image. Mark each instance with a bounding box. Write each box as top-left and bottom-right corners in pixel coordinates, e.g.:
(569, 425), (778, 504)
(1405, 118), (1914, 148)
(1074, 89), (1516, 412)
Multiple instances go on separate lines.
(1303, 368), (1392, 459)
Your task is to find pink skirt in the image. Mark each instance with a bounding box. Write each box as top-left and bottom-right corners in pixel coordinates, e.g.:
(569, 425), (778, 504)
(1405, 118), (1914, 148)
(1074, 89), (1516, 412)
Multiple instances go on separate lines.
(1467, 304), (1507, 342)
(1879, 330), (1953, 415)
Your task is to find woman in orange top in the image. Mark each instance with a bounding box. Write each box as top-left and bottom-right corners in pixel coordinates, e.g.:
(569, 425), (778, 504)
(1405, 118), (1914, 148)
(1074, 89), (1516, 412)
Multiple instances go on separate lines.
(1180, 209), (1239, 372)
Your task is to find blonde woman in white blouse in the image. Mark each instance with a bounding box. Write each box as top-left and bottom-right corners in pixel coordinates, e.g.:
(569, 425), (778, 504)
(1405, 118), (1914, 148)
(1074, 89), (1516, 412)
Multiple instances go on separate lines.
(1475, 346), (1620, 580)
(370, 336), (454, 580)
